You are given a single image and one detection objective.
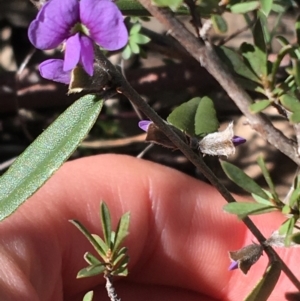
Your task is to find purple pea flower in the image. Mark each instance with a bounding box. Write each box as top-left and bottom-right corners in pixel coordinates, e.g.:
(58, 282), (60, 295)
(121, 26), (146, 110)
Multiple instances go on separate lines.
(28, 0), (128, 83)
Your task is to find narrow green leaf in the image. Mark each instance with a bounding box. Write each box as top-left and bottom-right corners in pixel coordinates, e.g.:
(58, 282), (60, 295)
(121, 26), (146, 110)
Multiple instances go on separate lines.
(70, 220), (107, 258)
(278, 217), (296, 245)
(224, 202), (277, 219)
(131, 33), (151, 45)
(253, 14), (267, 51)
(100, 202), (112, 247)
(83, 291), (94, 301)
(92, 234), (109, 255)
(130, 23), (141, 35)
(241, 42), (267, 78)
(230, 1), (259, 13)
(279, 94), (300, 112)
(129, 40), (140, 54)
(152, 0), (182, 10)
(259, 0), (273, 16)
(0, 95), (103, 221)
(216, 46), (260, 83)
(211, 14), (228, 33)
(113, 247), (128, 266)
(112, 212), (130, 255)
(84, 252), (101, 265)
(293, 59), (300, 87)
(122, 44), (132, 60)
(77, 263), (106, 278)
(257, 156), (279, 201)
(221, 161), (269, 199)
(244, 261), (281, 301)
(251, 192), (272, 205)
(111, 255), (129, 276)
(250, 100), (271, 113)
(290, 187), (300, 208)
(167, 97), (201, 136)
(194, 96), (219, 136)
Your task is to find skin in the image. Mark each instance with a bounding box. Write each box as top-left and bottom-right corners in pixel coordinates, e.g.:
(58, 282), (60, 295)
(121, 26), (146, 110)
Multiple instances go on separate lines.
(0, 154), (298, 301)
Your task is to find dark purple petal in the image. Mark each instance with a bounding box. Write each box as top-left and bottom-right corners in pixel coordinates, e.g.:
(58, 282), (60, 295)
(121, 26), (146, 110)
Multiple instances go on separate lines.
(138, 120), (152, 132)
(232, 136), (246, 146)
(28, 0), (79, 49)
(228, 261), (239, 271)
(64, 33), (81, 72)
(79, 35), (94, 76)
(39, 59), (71, 84)
(80, 0), (128, 51)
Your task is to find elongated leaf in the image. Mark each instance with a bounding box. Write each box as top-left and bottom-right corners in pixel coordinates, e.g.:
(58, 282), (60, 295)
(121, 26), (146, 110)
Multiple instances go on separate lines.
(70, 220), (107, 258)
(224, 202), (277, 219)
(290, 111), (300, 123)
(77, 263), (106, 278)
(92, 234), (109, 255)
(230, 1), (259, 13)
(289, 187), (300, 208)
(211, 14), (227, 33)
(111, 255), (129, 276)
(241, 43), (267, 79)
(280, 94), (300, 112)
(83, 291), (94, 301)
(279, 216), (296, 246)
(221, 161), (269, 199)
(260, 0), (273, 16)
(296, 16), (300, 45)
(257, 156), (279, 202)
(167, 97), (201, 136)
(244, 261), (281, 301)
(0, 95), (103, 221)
(253, 13), (267, 51)
(113, 247), (128, 266)
(251, 191), (273, 205)
(112, 212), (130, 255)
(84, 252), (101, 265)
(194, 96), (219, 136)
(100, 202), (112, 247)
(250, 100), (271, 113)
(216, 46), (260, 83)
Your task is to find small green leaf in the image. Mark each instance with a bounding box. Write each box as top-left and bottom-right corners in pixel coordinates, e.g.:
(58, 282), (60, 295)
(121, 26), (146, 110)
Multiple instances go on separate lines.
(100, 202), (112, 247)
(112, 212), (130, 255)
(122, 44), (132, 60)
(278, 217), (296, 245)
(152, 0), (182, 10)
(293, 59), (300, 87)
(241, 42), (267, 78)
(250, 100), (272, 113)
(244, 261), (281, 301)
(194, 96), (219, 136)
(167, 97), (201, 136)
(83, 291), (94, 301)
(257, 156), (279, 202)
(131, 33), (151, 45)
(251, 193), (272, 205)
(129, 40), (140, 54)
(279, 94), (300, 112)
(113, 247), (128, 266)
(111, 255), (129, 276)
(0, 95), (103, 221)
(221, 161), (269, 199)
(211, 14), (228, 33)
(70, 220), (107, 258)
(130, 23), (141, 35)
(84, 252), (101, 265)
(289, 187), (300, 208)
(230, 1), (259, 13)
(253, 13), (267, 51)
(216, 46), (260, 83)
(92, 234), (109, 255)
(259, 0), (273, 16)
(224, 202), (277, 219)
(77, 263), (106, 278)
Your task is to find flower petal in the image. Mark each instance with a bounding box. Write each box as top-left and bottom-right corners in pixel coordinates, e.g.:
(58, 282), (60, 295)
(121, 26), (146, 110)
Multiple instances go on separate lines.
(79, 35), (94, 76)
(28, 0), (79, 49)
(232, 136), (246, 146)
(138, 120), (153, 132)
(64, 33), (81, 72)
(80, 0), (128, 51)
(39, 59), (71, 84)
(228, 261), (239, 271)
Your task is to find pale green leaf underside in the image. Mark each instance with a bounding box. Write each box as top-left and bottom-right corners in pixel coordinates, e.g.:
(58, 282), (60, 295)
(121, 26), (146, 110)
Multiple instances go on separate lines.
(0, 95), (103, 221)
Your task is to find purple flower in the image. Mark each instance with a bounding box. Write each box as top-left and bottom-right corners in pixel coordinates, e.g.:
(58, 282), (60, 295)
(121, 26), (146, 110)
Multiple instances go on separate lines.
(39, 59), (71, 84)
(28, 0), (128, 81)
(138, 120), (152, 132)
(232, 136), (246, 146)
(228, 260), (239, 271)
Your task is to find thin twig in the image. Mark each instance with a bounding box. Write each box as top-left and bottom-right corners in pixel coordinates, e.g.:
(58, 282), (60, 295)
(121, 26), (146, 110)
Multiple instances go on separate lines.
(95, 50), (300, 292)
(135, 0), (300, 167)
(104, 274), (120, 301)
